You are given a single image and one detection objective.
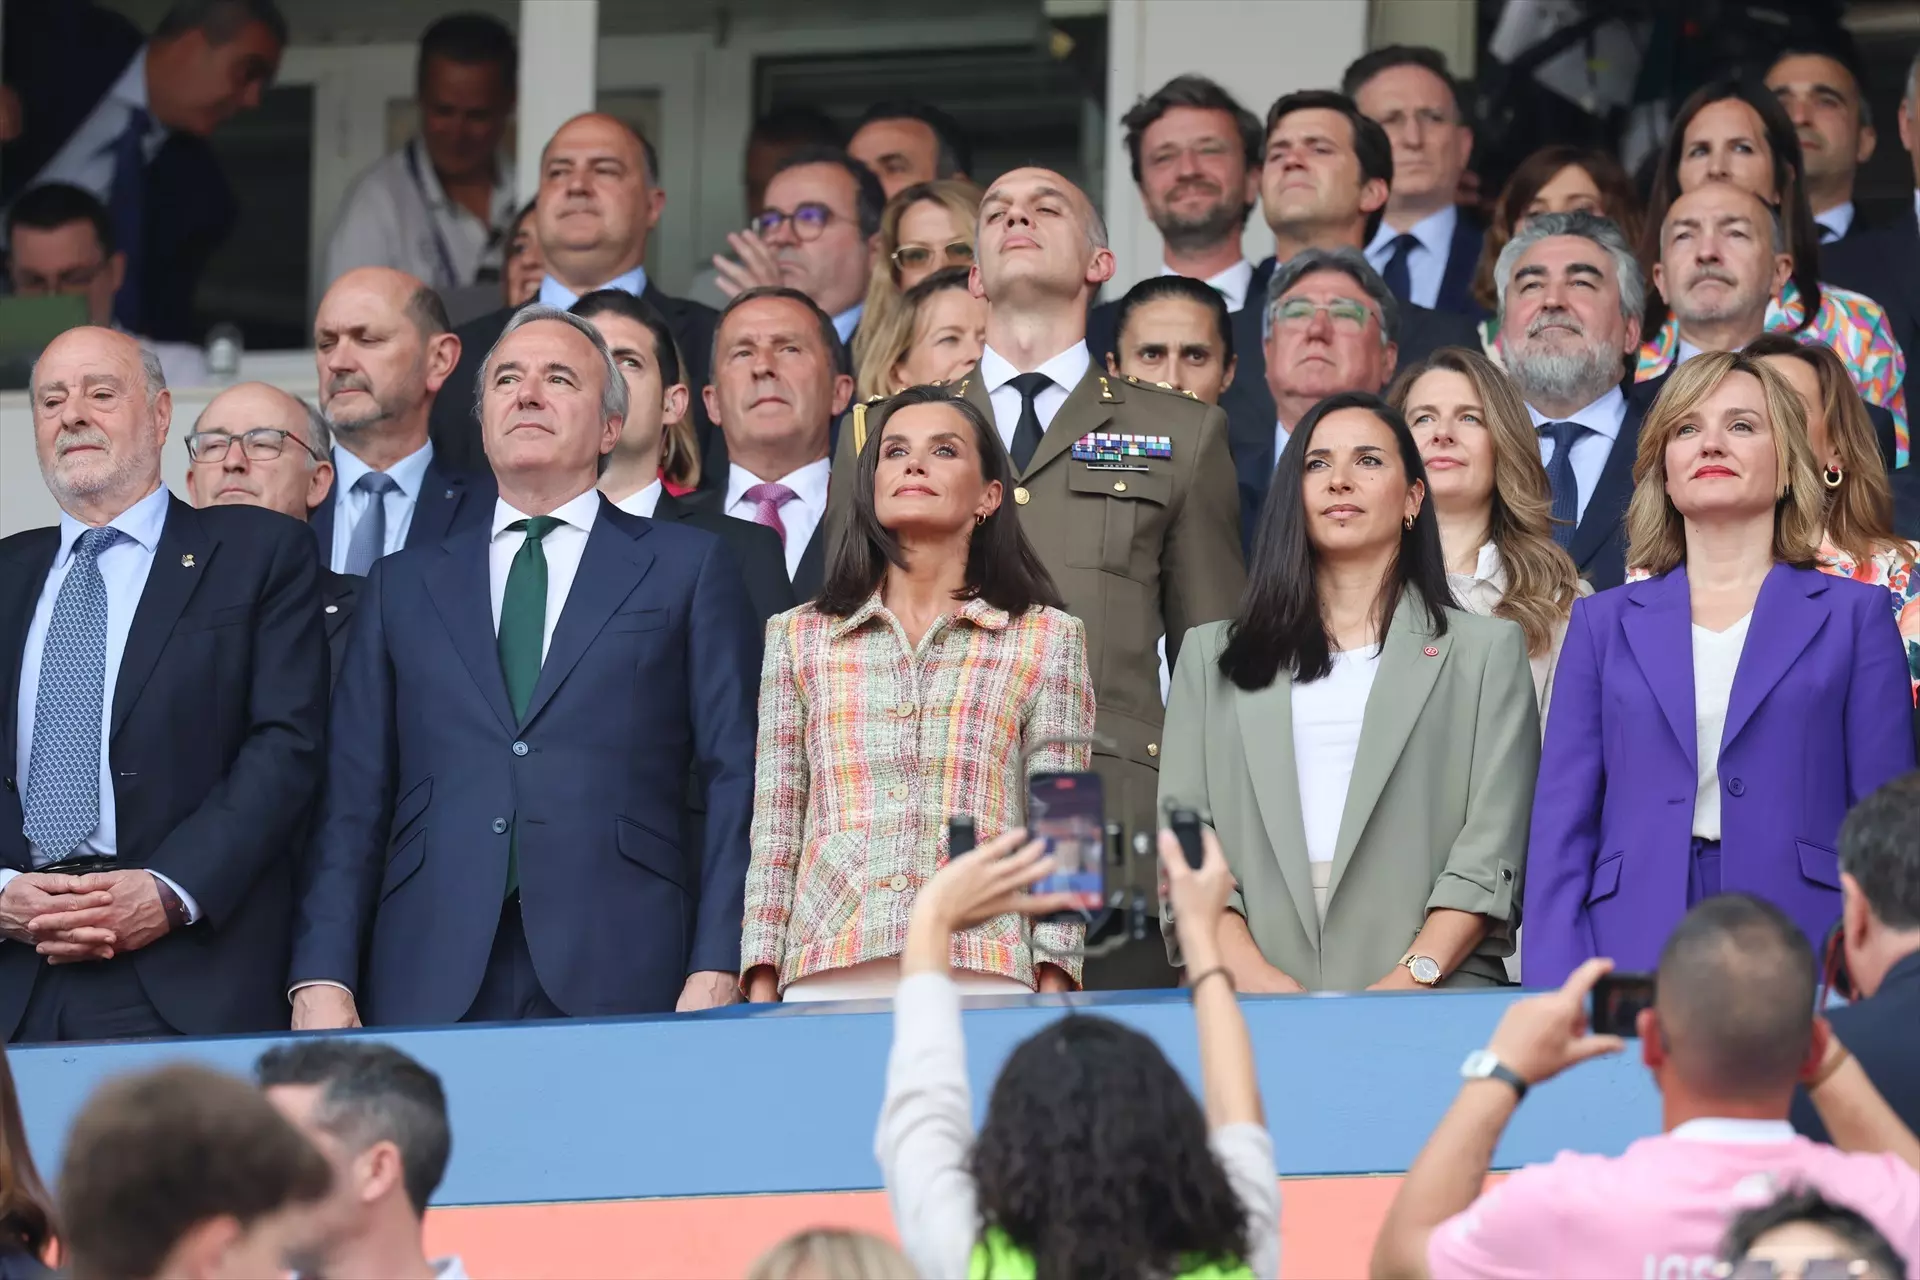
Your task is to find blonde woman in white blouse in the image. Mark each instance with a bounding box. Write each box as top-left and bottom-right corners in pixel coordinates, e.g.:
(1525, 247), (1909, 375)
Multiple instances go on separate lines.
(1390, 347), (1587, 712)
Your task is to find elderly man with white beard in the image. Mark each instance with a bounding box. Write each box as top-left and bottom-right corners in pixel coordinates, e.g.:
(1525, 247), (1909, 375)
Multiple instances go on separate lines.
(1493, 210), (1648, 590)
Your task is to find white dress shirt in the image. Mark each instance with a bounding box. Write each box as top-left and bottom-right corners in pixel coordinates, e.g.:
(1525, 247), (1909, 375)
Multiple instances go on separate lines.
(833, 302), (865, 343)
(612, 480), (663, 519)
(1816, 201), (1856, 244)
(487, 490), (603, 662)
(539, 265), (647, 311)
(725, 458), (831, 579)
(328, 440), (435, 575)
(1366, 204), (1459, 310)
(6, 485), (198, 918)
(978, 342), (1092, 455)
(1691, 611), (1753, 841)
(1162, 258), (1254, 313)
(1274, 416), (1292, 466)
(1290, 648), (1381, 864)
(1527, 384), (1627, 527)
(1675, 337), (1707, 366)
(24, 47), (167, 209)
(323, 138), (516, 291)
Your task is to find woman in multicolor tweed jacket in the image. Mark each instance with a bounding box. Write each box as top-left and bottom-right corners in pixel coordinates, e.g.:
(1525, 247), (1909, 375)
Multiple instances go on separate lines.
(741, 387), (1095, 1002)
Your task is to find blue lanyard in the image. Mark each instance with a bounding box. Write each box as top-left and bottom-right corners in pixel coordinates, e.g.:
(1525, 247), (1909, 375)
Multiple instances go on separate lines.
(404, 140), (465, 291)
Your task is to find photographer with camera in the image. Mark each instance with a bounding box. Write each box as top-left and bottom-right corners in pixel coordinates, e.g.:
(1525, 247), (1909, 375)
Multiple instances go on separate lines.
(1794, 771), (1920, 1144)
(1370, 894), (1920, 1280)
(877, 824), (1280, 1279)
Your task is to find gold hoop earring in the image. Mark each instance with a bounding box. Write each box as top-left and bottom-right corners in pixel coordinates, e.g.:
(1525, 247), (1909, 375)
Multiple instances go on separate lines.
(1823, 464), (1844, 490)
(1403, 514), (1416, 531)
(975, 513), (986, 527)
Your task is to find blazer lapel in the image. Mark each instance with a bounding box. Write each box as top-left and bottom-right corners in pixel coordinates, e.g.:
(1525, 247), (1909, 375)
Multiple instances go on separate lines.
(1233, 675), (1320, 946)
(518, 500), (655, 729)
(1723, 563), (1828, 751)
(1020, 369), (1115, 480)
(1569, 395), (1643, 570)
(310, 485), (336, 561)
(0, 532), (58, 758)
(113, 498), (211, 737)
(1621, 567), (1696, 770)
(405, 458), (465, 548)
(1326, 600), (1447, 904)
(321, 572), (357, 648)
(424, 524), (517, 735)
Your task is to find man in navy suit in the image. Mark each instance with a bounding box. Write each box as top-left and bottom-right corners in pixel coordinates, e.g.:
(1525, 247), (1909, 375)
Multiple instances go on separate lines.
(0, 0), (285, 341)
(313, 266), (494, 575)
(1495, 210), (1646, 591)
(0, 327), (327, 1041)
(290, 306), (760, 1029)
(1345, 46), (1487, 320)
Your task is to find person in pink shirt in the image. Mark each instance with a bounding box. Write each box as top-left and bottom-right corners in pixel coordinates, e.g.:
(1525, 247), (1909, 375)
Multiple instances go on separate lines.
(1371, 893), (1920, 1280)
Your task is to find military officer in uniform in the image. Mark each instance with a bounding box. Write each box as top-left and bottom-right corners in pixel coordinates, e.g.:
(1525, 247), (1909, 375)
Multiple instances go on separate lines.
(830, 167), (1245, 988)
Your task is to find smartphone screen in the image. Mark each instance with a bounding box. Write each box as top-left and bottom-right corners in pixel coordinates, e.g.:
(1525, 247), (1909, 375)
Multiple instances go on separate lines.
(1591, 973), (1656, 1038)
(1028, 771), (1105, 915)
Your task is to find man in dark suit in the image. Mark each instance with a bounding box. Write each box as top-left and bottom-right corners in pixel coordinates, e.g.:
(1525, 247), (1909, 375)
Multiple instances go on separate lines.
(1496, 210), (1646, 591)
(1791, 771), (1920, 1143)
(429, 113), (719, 479)
(1344, 46), (1487, 320)
(182, 380), (359, 686)
(290, 306), (759, 1029)
(703, 287), (852, 602)
(313, 267), (494, 576)
(1230, 91), (1478, 511)
(573, 290), (795, 627)
(0, 0), (285, 341)
(0, 327), (326, 1042)
(1766, 47), (1878, 248)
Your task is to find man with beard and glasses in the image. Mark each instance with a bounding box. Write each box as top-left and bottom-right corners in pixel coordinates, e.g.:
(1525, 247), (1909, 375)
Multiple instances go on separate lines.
(1493, 210), (1646, 590)
(313, 267), (494, 576)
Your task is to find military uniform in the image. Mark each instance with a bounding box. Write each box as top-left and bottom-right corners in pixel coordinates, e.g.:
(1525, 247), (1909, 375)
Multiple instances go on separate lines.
(831, 367), (1246, 984)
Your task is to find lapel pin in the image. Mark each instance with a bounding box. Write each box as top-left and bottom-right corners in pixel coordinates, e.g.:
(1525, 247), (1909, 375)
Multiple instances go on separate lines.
(1423, 645), (1439, 657)
(180, 554), (196, 568)
(444, 488), (454, 499)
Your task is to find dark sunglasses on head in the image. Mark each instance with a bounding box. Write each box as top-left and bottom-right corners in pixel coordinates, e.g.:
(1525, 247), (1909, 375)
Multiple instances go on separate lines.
(891, 241), (974, 271)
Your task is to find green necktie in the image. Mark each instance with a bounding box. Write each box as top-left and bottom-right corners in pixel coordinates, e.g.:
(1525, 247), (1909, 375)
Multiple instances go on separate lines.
(497, 515), (560, 897)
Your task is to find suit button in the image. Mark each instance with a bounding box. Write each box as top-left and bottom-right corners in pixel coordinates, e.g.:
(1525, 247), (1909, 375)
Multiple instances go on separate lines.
(1112, 481), (1128, 493)
(1, 777), (12, 793)
(512, 741), (530, 756)
(491, 818), (508, 834)
(894, 702), (916, 717)
(1147, 743), (1159, 758)
(1728, 778), (1746, 797)
(889, 874), (909, 892)
(324, 604), (339, 615)
(1013, 486), (1030, 505)
(889, 784), (908, 801)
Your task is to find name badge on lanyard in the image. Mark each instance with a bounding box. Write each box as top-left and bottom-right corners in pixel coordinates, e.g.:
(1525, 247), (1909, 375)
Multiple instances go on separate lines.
(404, 141), (465, 292)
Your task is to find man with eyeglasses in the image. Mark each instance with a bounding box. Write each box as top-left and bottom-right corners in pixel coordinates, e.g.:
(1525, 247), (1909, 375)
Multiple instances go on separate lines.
(712, 147), (883, 362)
(183, 381), (359, 686)
(1248, 247), (1399, 528)
(4, 182), (208, 388)
(429, 113), (719, 478)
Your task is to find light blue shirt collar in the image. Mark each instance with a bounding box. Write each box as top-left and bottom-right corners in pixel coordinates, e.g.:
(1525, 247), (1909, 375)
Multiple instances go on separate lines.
(56, 483), (168, 565)
(538, 266), (649, 311)
(1817, 202), (1855, 242)
(1526, 384), (1625, 442)
(832, 302), (864, 342)
(332, 439), (435, 501)
(1370, 203), (1458, 261)
(108, 45), (153, 116)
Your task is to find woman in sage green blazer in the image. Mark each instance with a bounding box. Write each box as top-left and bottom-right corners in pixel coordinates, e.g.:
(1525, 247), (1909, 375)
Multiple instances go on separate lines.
(1159, 391), (1541, 993)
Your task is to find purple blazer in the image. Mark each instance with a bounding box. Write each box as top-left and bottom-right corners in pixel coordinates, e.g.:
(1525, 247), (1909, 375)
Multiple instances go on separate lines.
(1525, 562), (1914, 986)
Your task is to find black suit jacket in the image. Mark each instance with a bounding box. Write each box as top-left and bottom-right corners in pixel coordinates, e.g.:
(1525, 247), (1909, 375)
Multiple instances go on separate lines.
(308, 454), (495, 570)
(1893, 463), (1920, 542)
(1791, 951), (1920, 1143)
(320, 569), (357, 691)
(428, 284), (721, 476)
(651, 490), (796, 630)
(0, 500), (327, 1037)
(1824, 220), (1920, 396)
(0, 1), (237, 342)
(1226, 255), (1482, 540)
(1530, 384), (1645, 592)
(1431, 213), (1489, 321)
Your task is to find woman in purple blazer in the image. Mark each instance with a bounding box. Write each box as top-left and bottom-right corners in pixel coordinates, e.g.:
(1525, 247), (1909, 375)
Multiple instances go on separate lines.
(1525, 352), (1914, 986)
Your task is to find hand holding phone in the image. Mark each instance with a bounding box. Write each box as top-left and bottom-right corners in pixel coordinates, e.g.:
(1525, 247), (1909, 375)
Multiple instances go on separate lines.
(1028, 772), (1106, 921)
(947, 816), (976, 858)
(1168, 807), (1206, 870)
(1590, 972), (1655, 1038)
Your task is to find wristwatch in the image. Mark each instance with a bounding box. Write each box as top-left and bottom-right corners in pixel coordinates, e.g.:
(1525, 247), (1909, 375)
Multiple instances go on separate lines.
(1460, 1049), (1528, 1101)
(1402, 953), (1442, 986)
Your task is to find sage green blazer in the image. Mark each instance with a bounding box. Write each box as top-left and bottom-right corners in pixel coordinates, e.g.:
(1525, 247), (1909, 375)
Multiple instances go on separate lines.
(1158, 601), (1540, 991)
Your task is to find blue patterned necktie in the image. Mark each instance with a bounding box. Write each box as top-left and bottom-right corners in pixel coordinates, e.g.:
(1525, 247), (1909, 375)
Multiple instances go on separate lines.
(342, 471), (399, 576)
(1540, 420), (1587, 549)
(106, 107), (151, 333)
(23, 527), (120, 860)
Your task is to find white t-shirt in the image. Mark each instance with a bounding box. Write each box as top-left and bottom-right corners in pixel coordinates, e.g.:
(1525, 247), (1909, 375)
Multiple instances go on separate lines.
(1691, 612), (1753, 841)
(1291, 648), (1381, 864)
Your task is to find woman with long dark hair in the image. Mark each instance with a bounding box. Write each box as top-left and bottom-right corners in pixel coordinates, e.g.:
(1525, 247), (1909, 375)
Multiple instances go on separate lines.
(0, 1049), (54, 1277)
(741, 387), (1094, 1002)
(1636, 78), (1907, 465)
(878, 824), (1280, 1279)
(1157, 391), (1540, 993)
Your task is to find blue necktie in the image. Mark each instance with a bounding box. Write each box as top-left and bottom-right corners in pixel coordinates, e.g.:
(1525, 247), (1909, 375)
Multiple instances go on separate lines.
(342, 472), (399, 576)
(106, 107), (152, 334)
(23, 528), (119, 861)
(1540, 420), (1586, 549)
(1381, 233), (1419, 304)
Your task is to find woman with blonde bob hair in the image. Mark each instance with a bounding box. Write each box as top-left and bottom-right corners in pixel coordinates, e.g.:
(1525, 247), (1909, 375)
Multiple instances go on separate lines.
(1389, 347), (1585, 709)
(852, 179), (984, 396)
(1526, 351), (1915, 987)
(854, 267), (987, 403)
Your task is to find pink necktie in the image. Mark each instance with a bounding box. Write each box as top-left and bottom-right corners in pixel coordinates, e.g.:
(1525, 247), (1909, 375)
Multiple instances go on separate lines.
(743, 482), (798, 545)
